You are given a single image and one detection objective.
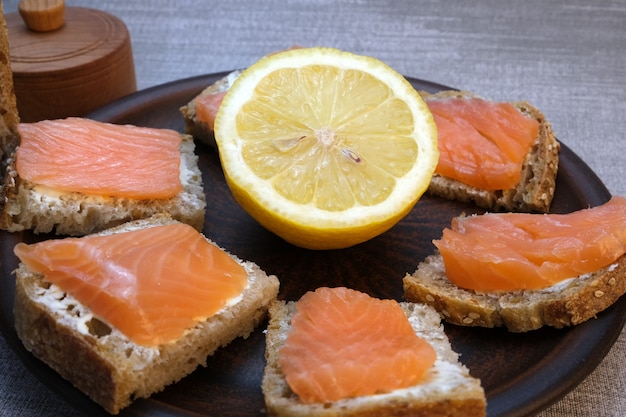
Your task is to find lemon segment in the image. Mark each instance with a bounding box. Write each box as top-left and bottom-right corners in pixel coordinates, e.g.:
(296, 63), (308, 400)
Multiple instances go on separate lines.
(214, 47), (438, 250)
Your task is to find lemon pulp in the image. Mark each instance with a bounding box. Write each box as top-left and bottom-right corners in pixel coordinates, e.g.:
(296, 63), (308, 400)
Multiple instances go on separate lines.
(215, 48), (438, 249)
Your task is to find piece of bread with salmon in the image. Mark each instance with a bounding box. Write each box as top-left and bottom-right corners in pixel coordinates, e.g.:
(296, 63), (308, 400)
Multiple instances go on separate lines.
(404, 252), (626, 333)
(0, 121), (206, 235)
(0, 16), (206, 236)
(13, 214), (280, 414)
(180, 48), (301, 146)
(420, 90), (560, 213)
(403, 198), (626, 333)
(262, 298), (486, 417)
(180, 70), (242, 148)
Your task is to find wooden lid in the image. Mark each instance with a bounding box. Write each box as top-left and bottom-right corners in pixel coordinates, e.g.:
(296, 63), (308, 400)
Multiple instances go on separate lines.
(6, 4), (137, 121)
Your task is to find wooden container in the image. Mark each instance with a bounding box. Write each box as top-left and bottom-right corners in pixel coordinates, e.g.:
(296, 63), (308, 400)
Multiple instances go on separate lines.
(6, 3), (136, 122)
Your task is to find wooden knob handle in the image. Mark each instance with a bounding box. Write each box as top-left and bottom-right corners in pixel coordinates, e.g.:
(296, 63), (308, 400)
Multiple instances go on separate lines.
(18, 0), (65, 32)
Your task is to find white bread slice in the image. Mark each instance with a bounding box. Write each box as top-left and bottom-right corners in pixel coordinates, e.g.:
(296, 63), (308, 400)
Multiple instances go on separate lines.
(262, 299), (486, 417)
(421, 90), (560, 213)
(404, 252), (626, 333)
(13, 214), (280, 414)
(0, 131), (206, 235)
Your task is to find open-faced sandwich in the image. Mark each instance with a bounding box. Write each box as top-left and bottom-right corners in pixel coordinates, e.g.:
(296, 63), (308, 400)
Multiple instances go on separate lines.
(404, 196), (626, 332)
(0, 2), (206, 237)
(262, 287), (486, 417)
(13, 214), (280, 414)
(0, 116), (206, 236)
(419, 90), (559, 213)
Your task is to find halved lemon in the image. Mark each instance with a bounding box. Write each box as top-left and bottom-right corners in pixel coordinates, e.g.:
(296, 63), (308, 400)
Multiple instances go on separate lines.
(214, 47), (438, 250)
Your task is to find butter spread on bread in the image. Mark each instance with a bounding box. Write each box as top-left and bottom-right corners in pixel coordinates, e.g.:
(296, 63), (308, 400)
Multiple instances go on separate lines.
(13, 215), (280, 414)
(404, 197), (626, 332)
(263, 298), (486, 417)
(0, 119), (206, 235)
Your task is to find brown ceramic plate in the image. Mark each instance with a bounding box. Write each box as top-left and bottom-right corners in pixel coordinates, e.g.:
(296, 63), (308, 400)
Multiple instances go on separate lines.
(1, 73), (625, 417)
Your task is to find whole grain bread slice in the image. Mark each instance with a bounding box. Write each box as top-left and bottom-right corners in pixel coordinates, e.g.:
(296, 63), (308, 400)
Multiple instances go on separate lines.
(13, 214), (280, 414)
(0, 9), (206, 236)
(421, 90), (560, 213)
(0, 5), (20, 174)
(180, 70), (242, 147)
(403, 252), (626, 333)
(0, 132), (206, 235)
(262, 299), (486, 417)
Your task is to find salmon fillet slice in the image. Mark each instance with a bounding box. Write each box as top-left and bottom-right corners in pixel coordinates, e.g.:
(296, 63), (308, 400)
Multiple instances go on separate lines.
(278, 287), (436, 403)
(426, 97), (539, 190)
(16, 117), (184, 199)
(434, 196), (626, 291)
(14, 222), (248, 346)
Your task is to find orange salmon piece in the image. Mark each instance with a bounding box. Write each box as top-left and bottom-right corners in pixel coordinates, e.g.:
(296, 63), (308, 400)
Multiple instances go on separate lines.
(193, 46), (303, 130)
(16, 117), (183, 199)
(14, 223), (248, 346)
(426, 97), (539, 190)
(278, 287), (437, 403)
(434, 196), (626, 291)
(432, 112), (520, 190)
(194, 91), (227, 130)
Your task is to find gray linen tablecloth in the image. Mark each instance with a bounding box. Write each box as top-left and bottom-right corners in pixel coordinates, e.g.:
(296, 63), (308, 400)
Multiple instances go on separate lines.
(1, 1), (625, 416)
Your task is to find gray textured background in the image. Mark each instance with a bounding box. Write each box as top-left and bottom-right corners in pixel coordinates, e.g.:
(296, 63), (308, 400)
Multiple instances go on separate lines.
(1, 1), (625, 416)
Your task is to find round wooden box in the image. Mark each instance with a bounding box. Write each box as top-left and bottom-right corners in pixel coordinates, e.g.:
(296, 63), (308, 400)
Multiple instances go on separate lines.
(6, 5), (136, 122)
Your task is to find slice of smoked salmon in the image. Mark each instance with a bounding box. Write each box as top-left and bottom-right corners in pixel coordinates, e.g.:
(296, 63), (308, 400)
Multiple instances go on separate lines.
(432, 112), (520, 190)
(193, 46), (303, 131)
(434, 196), (626, 291)
(426, 97), (539, 190)
(16, 117), (183, 199)
(14, 223), (248, 346)
(194, 91), (227, 131)
(278, 287), (436, 404)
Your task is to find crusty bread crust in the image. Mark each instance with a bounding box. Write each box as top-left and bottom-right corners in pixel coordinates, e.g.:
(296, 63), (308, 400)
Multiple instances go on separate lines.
(420, 90), (560, 213)
(13, 215), (280, 414)
(0, 133), (206, 235)
(0, 6), (19, 160)
(262, 300), (486, 417)
(404, 252), (626, 333)
(180, 70), (242, 147)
